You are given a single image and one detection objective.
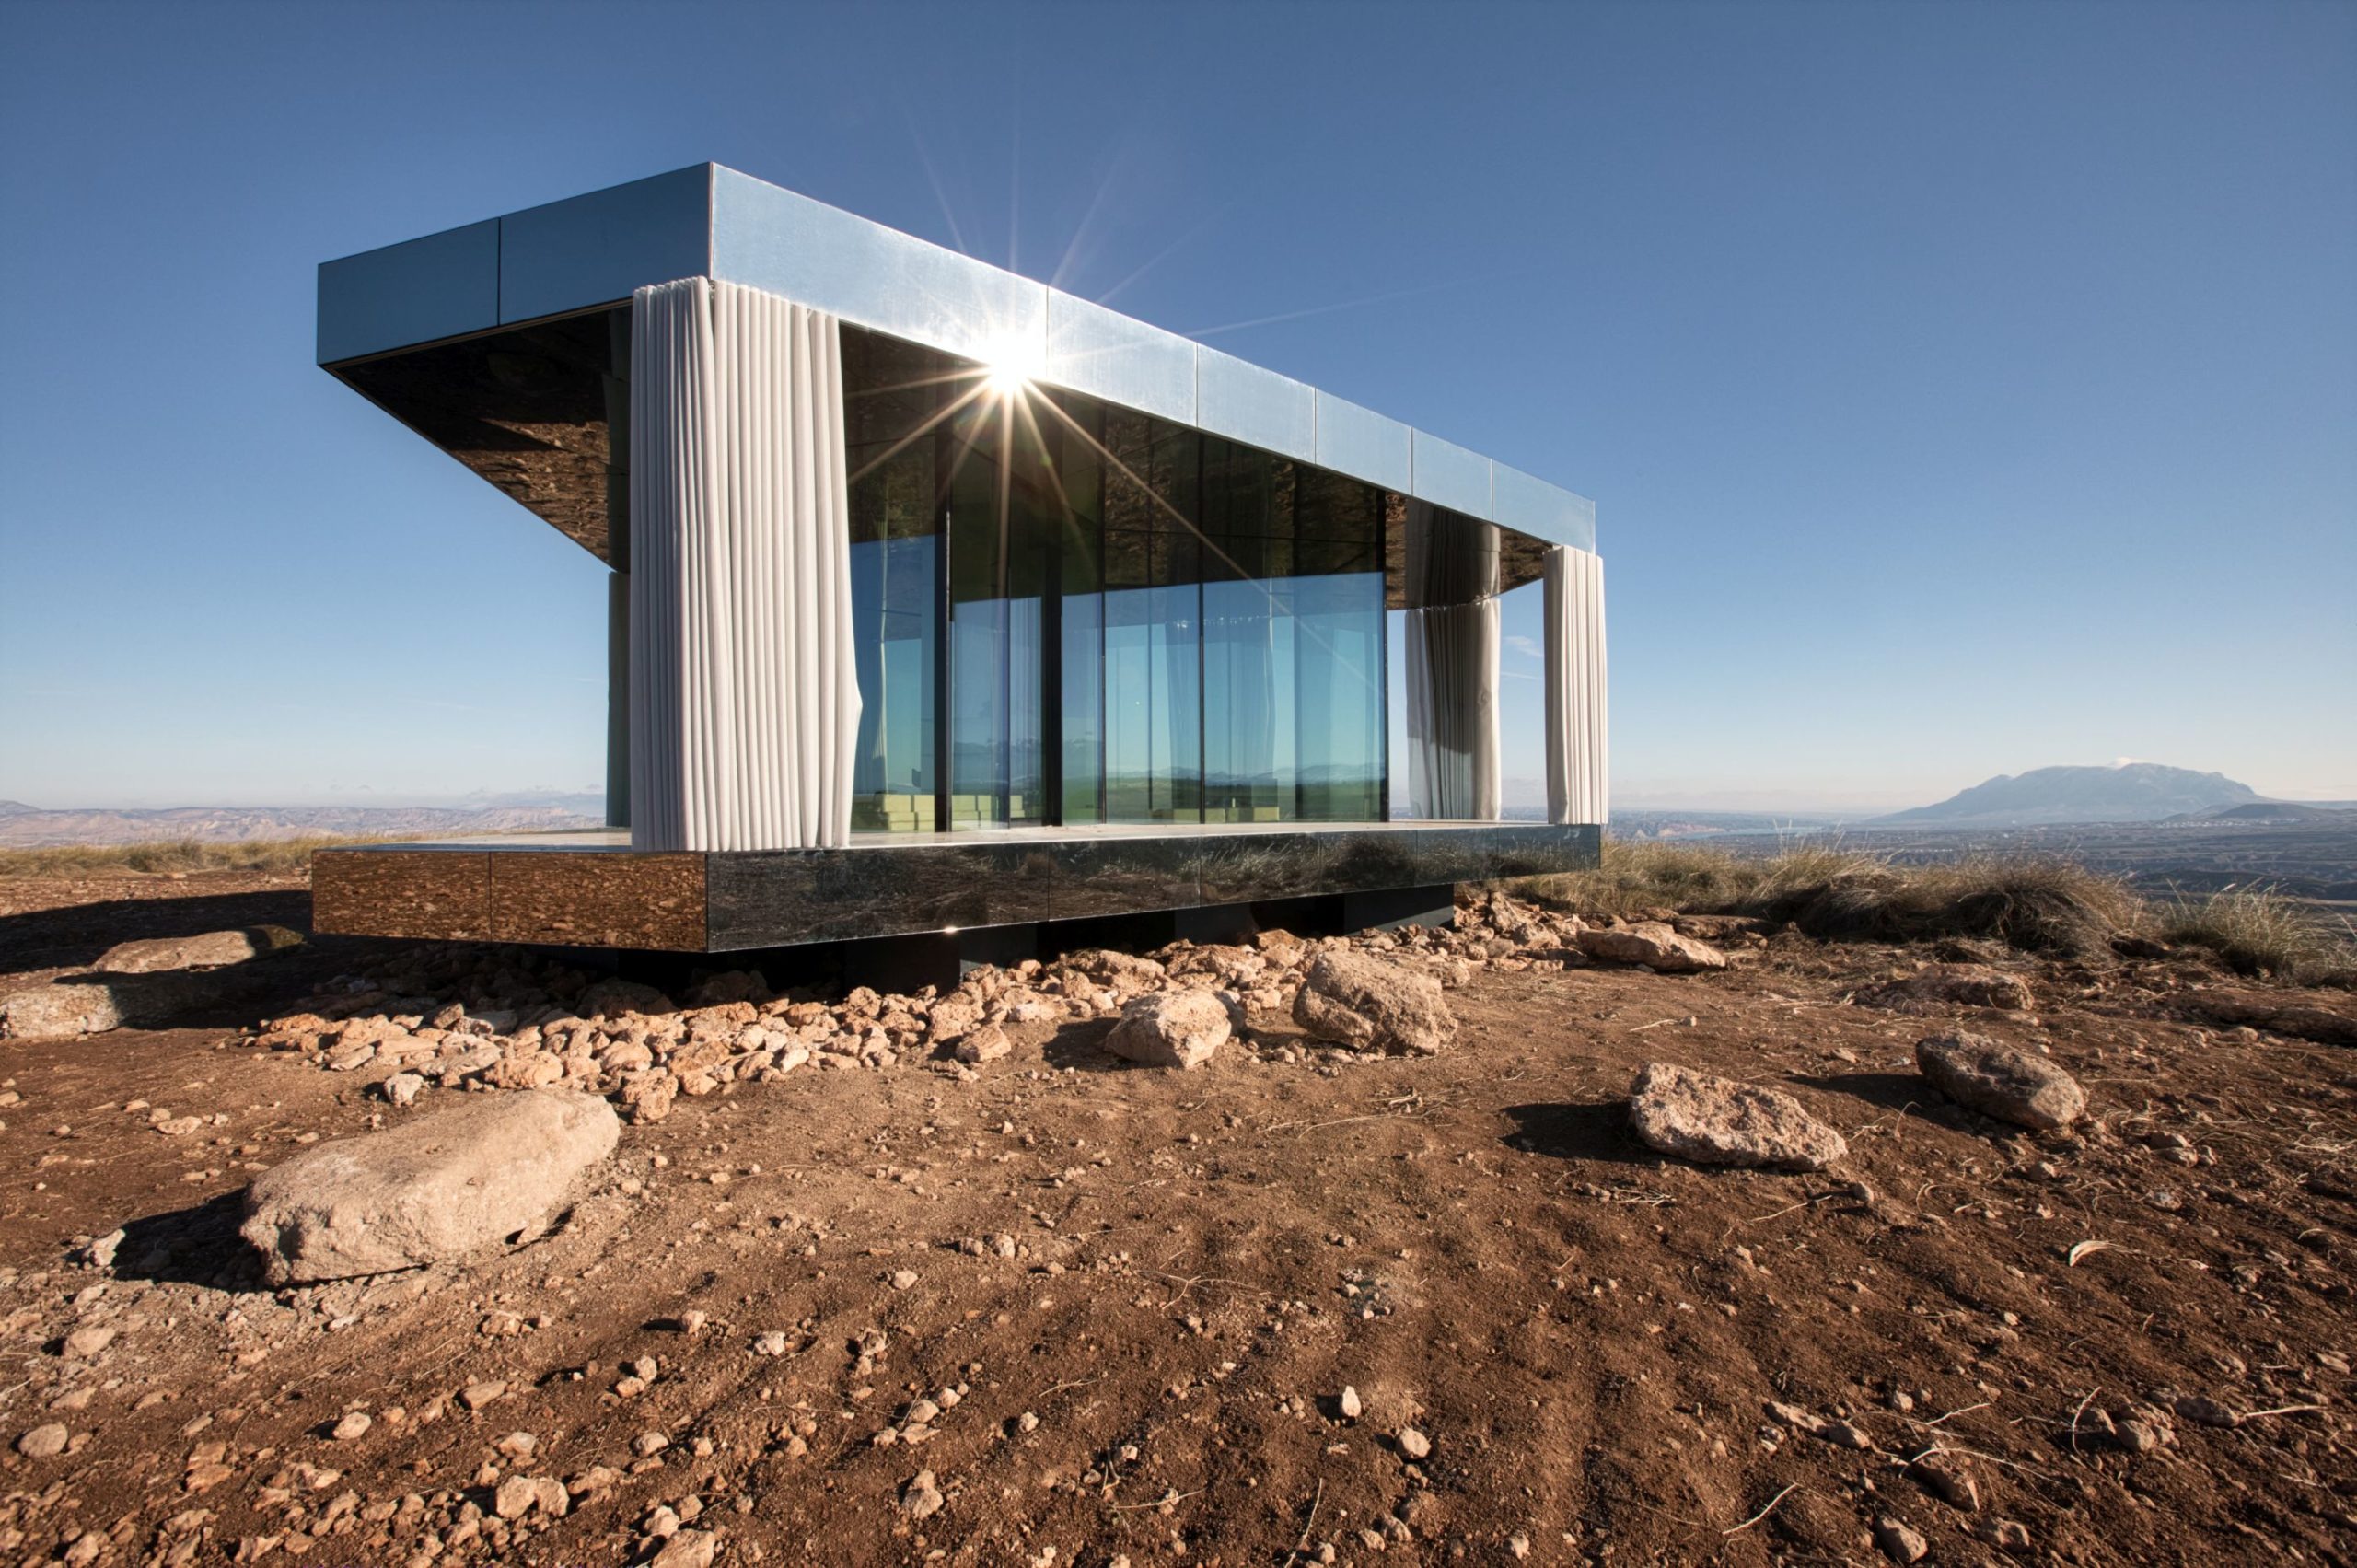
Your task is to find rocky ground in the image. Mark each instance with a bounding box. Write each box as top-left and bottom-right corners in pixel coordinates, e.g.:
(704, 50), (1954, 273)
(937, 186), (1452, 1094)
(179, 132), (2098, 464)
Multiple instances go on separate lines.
(0, 868), (2352, 1566)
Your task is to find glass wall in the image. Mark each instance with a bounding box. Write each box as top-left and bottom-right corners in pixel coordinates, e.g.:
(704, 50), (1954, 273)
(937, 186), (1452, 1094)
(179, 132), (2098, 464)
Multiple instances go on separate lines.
(842, 325), (1391, 832)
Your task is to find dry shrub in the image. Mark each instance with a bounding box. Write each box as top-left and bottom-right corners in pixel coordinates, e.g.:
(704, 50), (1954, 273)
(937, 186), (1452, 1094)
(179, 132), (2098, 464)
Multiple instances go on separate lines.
(2157, 888), (2357, 986)
(1507, 839), (2138, 958)
(0, 835), (397, 878)
(1510, 839), (1765, 919)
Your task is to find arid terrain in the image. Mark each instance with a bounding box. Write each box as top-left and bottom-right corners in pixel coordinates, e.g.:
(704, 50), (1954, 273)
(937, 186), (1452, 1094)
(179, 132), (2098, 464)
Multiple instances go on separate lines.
(0, 857), (2352, 1567)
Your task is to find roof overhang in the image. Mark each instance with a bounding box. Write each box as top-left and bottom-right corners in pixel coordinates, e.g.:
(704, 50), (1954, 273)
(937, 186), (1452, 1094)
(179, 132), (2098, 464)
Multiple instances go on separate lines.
(319, 163), (1596, 559)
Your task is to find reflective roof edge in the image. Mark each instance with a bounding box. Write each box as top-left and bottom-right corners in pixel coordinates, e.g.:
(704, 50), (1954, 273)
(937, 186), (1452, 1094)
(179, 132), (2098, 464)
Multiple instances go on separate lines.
(319, 162), (1595, 552)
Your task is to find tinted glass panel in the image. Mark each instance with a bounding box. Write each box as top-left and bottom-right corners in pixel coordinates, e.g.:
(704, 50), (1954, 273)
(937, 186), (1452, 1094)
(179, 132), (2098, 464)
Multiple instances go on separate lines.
(842, 323), (1403, 833)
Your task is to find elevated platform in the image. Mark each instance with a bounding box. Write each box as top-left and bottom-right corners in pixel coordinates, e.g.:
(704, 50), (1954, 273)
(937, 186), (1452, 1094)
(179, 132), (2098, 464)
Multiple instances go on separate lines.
(312, 821), (1599, 954)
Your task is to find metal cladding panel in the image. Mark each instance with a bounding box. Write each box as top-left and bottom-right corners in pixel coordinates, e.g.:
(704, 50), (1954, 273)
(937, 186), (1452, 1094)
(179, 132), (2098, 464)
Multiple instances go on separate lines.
(1492, 462), (1597, 552)
(1412, 429), (1494, 520)
(713, 167), (1047, 368)
(1313, 391), (1412, 494)
(317, 219), (499, 365)
(499, 167), (713, 324)
(1196, 347), (1316, 464)
(1044, 293), (1196, 424)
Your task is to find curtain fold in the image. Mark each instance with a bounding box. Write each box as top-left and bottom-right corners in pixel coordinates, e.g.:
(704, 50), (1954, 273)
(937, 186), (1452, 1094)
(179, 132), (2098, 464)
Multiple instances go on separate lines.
(629, 278), (862, 851)
(1404, 598), (1502, 821)
(1543, 545), (1608, 826)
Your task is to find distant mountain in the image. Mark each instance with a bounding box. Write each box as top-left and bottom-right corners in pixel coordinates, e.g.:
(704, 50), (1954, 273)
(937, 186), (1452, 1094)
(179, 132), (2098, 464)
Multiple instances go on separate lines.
(1875, 764), (2263, 827)
(0, 801), (605, 848)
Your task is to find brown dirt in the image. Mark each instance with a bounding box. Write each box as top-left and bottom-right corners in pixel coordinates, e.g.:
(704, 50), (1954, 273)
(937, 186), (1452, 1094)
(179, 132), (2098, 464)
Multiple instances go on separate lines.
(0, 873), (2353, 1566)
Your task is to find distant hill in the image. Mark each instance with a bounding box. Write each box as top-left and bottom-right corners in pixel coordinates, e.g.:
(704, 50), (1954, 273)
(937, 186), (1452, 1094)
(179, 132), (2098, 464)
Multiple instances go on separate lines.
(0, 799), (605, 848)
(2171, 800), (2356, 825)
(1875, 764), (2264, 827)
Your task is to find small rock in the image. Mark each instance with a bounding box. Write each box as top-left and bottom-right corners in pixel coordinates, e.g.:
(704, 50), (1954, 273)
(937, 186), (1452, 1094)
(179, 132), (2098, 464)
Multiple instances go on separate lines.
(954, 1025), (1012, 1064)
(2174, 1395), (2241, 1429)
(901, 1469), (945, 1518)
(890, 1270), (918, 1291)
(1874, 1516), (1928, 1563)
(1909, 1452), (1979, 1510)
(1338, 1386), (1363, 1421)
(331, 1411), (372, 1442)
(1915, 1032), (2085, 1130)
(753, 1331), (789, 1357)
(1103, 990), (1231, 1070)
(1292, 952), (1457, 1055)
(61, 1325), (116, 1360)
(649, 1533), (718, 1568)
(378, 1073), (425, 1107)
(1858, 964), (2035, 1014)
(459, 1382), (506, 1411)
(1575, 923), (1728, 973)
(1969, 1516), (2033, 1553)
(1629, 1063), (1846, 1170)
(1396, 1426), (1431, 1459)
(16, 1423), (69, 1458)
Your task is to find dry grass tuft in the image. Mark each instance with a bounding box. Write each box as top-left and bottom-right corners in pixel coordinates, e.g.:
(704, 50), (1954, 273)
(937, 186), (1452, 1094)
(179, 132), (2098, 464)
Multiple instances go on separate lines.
(0, 835), (401, 878)
(2156, 887), (2357, 986)
(1512, 839), (2146, 959)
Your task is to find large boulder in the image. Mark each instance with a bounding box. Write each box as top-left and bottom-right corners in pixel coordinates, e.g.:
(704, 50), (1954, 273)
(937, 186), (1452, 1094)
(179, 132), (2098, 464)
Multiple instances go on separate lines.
(1292, 951), (1457, 1055)
(239, 1089), (621, 1283)
(1103, 991), (1230, 1070)
(1914, 1031), (2084, 1130)
(1628, 1062), (1847, 1170)
(95, 926), (302, 975)
(1857, 964), (2034, 1014)
(0, 968), (259, 1041)
(1576, 923), (1729, 973)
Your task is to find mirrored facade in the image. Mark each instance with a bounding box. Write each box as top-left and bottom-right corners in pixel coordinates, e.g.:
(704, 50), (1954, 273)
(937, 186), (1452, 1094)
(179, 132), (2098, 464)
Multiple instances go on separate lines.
(845, 325), (1394, 833)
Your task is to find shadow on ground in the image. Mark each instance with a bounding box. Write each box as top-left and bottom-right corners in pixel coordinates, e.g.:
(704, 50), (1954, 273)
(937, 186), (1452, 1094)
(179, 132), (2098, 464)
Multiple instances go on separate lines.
(0, 889), (313, 976)
(1499, 1099), (1663, 1168)
(107, 1191), (269, 1294)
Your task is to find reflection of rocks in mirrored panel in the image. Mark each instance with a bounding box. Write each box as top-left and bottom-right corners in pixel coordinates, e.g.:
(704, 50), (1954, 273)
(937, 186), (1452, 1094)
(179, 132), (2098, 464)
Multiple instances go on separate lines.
(313, 850), (493, 942)
(491, 852), (702, 949)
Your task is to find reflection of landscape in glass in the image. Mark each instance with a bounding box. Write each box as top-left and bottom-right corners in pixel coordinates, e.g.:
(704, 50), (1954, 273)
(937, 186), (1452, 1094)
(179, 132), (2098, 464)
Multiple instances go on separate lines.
(842, 325), (1389, 830)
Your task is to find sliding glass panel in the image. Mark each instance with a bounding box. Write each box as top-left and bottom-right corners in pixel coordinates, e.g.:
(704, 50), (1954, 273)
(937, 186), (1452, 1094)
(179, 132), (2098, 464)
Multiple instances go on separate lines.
(844, 329), (945, 832)
(945, 398), (1012, 830)
(1053, 398), (1106, 823)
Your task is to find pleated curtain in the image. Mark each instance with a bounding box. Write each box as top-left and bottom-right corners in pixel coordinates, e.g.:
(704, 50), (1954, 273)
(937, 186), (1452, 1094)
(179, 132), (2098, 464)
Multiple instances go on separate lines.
(1542, 545), (1608, 826)
(629, 277), (863, 851)
(1404, 598), (1503, 821)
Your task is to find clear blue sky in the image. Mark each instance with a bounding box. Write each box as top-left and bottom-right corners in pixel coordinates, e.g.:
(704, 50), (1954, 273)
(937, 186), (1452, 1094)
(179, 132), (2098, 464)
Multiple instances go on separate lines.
(3, 0), (2351, 813)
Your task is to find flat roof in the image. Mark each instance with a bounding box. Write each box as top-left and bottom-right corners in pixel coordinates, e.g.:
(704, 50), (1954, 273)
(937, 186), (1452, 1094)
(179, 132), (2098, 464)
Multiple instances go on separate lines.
(319, 164), (1595, 553)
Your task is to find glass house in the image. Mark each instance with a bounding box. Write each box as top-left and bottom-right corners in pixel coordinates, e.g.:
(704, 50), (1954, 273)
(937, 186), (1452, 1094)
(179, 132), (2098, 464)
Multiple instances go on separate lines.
(309, 166), (1606, 968)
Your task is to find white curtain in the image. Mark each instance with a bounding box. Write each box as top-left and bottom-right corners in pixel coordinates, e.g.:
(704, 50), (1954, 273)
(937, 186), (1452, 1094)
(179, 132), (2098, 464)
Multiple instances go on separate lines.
(1404, 598), (1502, 820)
(1543, 546), (1608, 826)
(629, 278), (862, 851)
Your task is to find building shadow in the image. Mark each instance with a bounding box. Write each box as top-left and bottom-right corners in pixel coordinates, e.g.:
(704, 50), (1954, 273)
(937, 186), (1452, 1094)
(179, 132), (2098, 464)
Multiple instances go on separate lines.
(0, 889), (312, 976)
